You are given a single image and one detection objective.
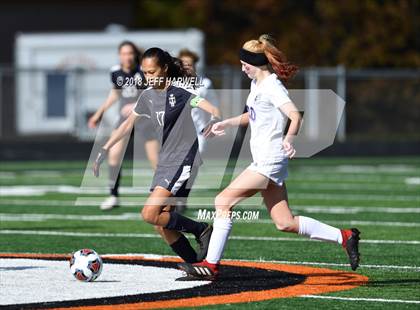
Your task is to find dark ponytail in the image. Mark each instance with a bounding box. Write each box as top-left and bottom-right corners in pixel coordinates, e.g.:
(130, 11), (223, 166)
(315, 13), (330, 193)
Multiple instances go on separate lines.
(143, 47), (194, 78)
(118, 40), (142, 66)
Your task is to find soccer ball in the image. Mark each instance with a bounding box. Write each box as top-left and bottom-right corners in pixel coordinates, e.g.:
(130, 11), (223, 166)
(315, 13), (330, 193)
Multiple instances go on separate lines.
(69, 249), (103, 282)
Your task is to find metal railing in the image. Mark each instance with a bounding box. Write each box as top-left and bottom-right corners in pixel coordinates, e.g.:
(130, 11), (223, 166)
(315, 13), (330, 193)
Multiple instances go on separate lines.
(0, 66), (419, 142)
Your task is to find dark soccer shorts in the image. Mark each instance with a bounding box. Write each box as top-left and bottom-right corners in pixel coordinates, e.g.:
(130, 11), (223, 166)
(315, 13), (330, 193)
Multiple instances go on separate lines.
(150, 164), (199, 198)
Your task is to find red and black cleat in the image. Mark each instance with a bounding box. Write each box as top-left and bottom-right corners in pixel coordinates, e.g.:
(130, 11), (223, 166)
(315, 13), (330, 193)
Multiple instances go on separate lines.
(177, 260), (219, 281)
(341, 228), (361, 271)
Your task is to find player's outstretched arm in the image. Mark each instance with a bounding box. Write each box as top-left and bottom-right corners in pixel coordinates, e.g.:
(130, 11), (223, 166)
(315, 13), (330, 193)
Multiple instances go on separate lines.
(103, 113), (138, 151)
(93, 113), (138, 177)
(196, 99), (222, 119)
(88, 89), (119, 129)
(232, 112), (250, 127)
(279, 101), (302, 159)
(196, 99), (222, 137)
(211, 112), (249, 136)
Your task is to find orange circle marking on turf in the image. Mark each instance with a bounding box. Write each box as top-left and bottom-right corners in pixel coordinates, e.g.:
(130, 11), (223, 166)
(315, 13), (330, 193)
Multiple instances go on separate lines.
(1, 253), (368, 309)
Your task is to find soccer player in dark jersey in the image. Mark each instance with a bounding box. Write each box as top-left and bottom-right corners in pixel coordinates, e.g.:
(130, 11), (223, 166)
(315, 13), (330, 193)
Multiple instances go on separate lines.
(93, 47), (221, 263)
(88, 41), (159, 211)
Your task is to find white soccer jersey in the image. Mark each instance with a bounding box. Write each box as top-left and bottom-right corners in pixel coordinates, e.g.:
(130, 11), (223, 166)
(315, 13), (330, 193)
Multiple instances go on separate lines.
(246, 73), (292, 163)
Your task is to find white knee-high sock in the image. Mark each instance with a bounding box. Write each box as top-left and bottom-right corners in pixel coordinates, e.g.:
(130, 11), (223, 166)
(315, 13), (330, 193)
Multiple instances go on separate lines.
(206, 217), (233, 264)
(298, 216), (343, 244)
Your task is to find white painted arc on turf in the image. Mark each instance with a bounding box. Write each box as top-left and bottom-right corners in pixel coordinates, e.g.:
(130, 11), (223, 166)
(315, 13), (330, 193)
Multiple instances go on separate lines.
(300, 295), (420, 304)
(2, 213), (420, 228)
(1, 253), (418, 272)
(1, 230), (419, 245)
(0, 258), (209, 306)
(95, 253), (420, 271)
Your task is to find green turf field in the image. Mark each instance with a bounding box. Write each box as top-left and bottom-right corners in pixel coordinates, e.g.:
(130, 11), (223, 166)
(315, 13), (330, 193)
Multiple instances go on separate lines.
(1, 157), (419, 309)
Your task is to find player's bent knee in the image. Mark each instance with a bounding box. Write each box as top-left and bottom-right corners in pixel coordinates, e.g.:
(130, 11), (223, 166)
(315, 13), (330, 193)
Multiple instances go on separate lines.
(154, 225), (164, 233)
(141, 207), (159, 225)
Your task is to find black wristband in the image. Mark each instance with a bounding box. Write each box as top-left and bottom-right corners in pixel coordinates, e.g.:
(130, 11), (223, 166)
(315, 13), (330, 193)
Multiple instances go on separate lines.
(95, 147), (108, 164)
(200, 116), (222, 134)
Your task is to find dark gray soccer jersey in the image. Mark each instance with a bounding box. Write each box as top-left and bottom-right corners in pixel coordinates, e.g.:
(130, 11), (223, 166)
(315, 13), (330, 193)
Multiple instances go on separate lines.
(133, 85), (204, 167)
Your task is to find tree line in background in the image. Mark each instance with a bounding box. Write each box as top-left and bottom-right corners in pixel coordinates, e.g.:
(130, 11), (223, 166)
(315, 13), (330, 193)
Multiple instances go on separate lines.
(135, 0), (420, 68)
(135, 0), (420, 141)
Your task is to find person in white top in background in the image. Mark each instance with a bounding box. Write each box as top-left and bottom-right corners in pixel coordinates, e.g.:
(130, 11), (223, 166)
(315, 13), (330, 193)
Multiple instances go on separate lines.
(178, 49), (220, 154)
(178, 34), (361, 279)
(88, 41), (159, 211)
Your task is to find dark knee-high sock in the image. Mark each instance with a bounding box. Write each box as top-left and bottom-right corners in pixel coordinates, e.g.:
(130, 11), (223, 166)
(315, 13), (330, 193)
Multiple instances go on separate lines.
(165, 211), (207, 239)
(109, 165), (121, 197)
(170, 234), (198, 263)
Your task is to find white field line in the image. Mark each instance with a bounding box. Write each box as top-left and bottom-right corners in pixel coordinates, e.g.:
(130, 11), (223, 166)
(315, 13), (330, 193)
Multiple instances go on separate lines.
(0, 185), (419, 202)
(1, 229), (419, 245)
(1, 198), (419, 214)
(2, 213), (420, 228)
(0, 213), (141, 221)
(138, 164), (420, 175)
(312, 164), (419, 174)
(0, 172), (16, 179)
(1, 180), (418, 192)
(288, 206), (420, 214)
(100, 253), (420, 271)
(300, 295), (420, 304)
(316, 220), (420, 228)
(230, 259), (420, 271)
(289, 193), (420, 202)
(87, 166), (420, 176)
(290, 183), (419, 191)
(405, 177), (420, 185)
(0, 185), (151, 196)
(249, 219), (420, 227)
(291, 174), (410, 182)
(2, 171), (415, 186)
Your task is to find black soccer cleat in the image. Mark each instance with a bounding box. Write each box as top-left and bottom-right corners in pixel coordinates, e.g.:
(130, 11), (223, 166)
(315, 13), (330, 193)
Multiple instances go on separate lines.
(196, 224), (213, 262)
(178, 260), (218, 281)
(342, 228), (361, 271)
(176, 274), (209, 281)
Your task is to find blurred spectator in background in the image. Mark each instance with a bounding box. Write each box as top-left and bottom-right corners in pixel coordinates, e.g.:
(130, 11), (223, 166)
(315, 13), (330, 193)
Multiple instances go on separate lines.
(88, 41), (159, 211)
(178, 49), (220, 154)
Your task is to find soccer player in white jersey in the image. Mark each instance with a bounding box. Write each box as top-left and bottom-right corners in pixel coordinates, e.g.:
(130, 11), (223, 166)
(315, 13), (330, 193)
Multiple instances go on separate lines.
(178, 34), (361, 280)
